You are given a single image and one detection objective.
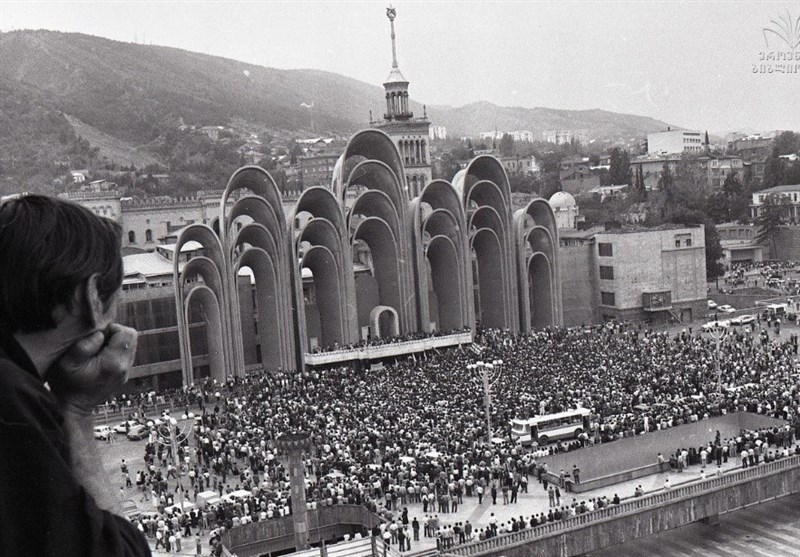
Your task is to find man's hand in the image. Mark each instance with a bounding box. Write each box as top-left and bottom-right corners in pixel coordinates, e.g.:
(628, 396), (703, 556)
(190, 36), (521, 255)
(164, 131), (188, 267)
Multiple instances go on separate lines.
(46, 323), (139, 415)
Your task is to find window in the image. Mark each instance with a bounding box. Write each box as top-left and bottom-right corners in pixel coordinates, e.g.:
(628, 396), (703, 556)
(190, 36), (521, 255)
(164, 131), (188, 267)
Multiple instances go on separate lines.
(685, 239), (692, 247)
(675, 239), (681, 248)
(128, 231), (136, 243)
(599, 266), (614, 280)
(600, 291), (616, 306)
(598, 243), (613, 257)
(145, 229), (153, 242)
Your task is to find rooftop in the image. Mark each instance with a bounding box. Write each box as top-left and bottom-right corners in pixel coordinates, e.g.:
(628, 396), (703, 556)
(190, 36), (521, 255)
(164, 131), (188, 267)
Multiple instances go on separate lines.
(754, 184), (800, 195)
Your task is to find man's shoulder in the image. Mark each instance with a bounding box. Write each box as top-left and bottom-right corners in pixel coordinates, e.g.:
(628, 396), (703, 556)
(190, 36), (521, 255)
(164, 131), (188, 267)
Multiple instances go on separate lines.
(0, 351), (61, 428)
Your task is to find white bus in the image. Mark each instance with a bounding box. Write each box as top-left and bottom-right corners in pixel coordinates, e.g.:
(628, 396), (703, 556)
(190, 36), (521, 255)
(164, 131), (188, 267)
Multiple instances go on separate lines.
(510, 408), (592, 446)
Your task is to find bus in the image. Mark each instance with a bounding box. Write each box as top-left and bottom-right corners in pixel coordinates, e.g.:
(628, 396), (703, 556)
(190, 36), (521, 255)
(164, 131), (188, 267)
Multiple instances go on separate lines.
(510, 408), (592, 446)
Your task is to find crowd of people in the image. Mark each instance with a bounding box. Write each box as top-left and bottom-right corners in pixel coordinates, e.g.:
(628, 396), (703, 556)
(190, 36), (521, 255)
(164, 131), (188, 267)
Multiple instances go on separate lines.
(120, 320), (800, 554)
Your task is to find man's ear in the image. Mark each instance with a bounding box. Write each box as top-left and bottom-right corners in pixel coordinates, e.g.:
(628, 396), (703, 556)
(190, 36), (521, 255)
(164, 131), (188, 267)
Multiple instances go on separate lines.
(82, 273), (105, 329)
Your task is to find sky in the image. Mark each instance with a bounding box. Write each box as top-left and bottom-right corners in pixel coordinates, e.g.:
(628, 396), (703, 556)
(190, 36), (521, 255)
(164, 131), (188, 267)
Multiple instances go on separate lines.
(1, 0), (799, 134)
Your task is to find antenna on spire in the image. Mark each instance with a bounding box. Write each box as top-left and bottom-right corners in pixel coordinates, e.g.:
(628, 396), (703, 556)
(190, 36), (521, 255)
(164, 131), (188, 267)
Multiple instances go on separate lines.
(386, 5), (398, 69)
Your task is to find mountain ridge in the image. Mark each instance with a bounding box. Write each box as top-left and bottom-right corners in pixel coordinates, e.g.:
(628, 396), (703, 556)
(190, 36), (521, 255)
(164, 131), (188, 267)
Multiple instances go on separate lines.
(0, 30), (676, 160)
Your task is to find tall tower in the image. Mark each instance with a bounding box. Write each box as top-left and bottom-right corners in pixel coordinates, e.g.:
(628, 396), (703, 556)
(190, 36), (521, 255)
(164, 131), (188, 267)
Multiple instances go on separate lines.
(375, 6), (432, 198)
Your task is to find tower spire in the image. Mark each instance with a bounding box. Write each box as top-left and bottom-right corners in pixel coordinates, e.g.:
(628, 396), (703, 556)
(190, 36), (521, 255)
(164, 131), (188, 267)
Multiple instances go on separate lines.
(387, 5), (398, 69)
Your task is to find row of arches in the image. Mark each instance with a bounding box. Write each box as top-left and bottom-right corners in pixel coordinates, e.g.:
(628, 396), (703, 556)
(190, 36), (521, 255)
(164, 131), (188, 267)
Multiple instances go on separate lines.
(173, 129), (561, 384)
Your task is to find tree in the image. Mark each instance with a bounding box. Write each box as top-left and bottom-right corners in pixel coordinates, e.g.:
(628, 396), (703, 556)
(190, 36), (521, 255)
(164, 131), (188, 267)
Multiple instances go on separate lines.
(704, 223), (725, 281)
(755, 193), (789, 258)
(763, 148), (784, 188)
(499, 134), (514, 156)
(608, 148), (631, 186)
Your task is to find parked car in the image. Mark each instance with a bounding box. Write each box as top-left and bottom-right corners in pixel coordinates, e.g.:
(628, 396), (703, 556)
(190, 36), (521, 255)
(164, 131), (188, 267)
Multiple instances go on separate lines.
(113, 420), (141, 434)
(93, 425), (112, 440)
(730, 314), (756, 326)
(127, 424), (149, 441)
(707, 300), (718, 309)
(703, 320), (730, 331)
(717, 304), (736, 314)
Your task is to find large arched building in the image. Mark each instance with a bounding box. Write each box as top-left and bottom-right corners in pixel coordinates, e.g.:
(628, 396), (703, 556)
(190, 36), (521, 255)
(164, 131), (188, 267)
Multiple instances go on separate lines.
(173, 129), (562, 383)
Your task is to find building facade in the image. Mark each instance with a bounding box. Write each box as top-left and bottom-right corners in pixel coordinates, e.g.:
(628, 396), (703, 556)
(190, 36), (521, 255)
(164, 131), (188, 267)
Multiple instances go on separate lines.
(543, 130), (588, 145)
(716, 223), (764, 266)
(559, 225), (707, 326)
(300, 153), (340, 188)
(647, 129), (705, 155)
(751, 184), (800, 220)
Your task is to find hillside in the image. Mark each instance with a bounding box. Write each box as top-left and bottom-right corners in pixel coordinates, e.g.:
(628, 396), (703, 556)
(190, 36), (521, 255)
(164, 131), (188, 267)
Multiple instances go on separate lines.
(430, 101), (672, 141)
(0, 30), (677, 191)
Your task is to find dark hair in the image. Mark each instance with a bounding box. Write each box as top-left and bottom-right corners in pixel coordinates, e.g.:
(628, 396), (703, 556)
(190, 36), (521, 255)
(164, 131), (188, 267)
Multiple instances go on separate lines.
(0, 195), (123, 333)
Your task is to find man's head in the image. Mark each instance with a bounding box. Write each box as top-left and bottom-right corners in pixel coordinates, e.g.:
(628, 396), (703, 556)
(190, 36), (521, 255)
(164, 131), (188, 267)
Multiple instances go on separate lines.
(0, 194), (123, 334)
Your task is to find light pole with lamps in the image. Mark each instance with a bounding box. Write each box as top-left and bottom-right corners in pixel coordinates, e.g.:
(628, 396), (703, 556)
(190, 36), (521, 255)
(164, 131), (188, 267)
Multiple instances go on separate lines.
(148, 412), (195, 513)
(467, 360), (503, 443)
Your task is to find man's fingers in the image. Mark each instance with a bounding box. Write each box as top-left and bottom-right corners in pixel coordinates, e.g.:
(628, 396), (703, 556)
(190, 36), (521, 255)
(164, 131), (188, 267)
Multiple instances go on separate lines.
(61, 330), (106, 368)
(105, 325), (139, 355)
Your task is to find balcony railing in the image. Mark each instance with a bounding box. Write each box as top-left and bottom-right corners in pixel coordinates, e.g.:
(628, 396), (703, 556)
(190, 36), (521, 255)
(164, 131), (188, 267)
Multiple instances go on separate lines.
(304, 332), (473, 365)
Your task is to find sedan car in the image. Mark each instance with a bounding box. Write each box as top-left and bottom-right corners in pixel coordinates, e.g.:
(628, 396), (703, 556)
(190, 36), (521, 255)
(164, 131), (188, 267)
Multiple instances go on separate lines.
(93, 425), (112, 440)
(707, 300), (718, 309)
(113, 420), (141, 434)
(126, 424), (149, 441)
(717, 304), (736, 314)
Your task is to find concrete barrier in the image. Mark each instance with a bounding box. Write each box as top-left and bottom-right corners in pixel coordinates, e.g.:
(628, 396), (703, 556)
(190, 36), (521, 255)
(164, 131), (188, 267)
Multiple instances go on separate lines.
(537, 412), (787, 485)
(447, 454), (800, 557)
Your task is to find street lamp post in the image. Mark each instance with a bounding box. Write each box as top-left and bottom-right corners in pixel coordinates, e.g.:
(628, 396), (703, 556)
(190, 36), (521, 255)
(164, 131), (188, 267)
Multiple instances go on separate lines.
(148, 412), (195, 513)
(468, 360), (503, 444)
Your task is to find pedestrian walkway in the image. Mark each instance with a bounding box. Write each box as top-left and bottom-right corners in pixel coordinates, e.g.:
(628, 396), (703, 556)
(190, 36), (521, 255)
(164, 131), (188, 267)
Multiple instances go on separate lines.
(382, 442), (799, 553)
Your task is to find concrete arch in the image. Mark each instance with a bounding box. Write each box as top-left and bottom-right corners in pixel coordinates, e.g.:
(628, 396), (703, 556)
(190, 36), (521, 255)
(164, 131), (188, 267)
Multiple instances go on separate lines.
(426, 235), (464, 332)
(301, 246), (346, 348)
(237, 248), (282, 371)
(353, 217), (403, 332)
(184, 285), (225, 384)
(421, 180), (463, 217)
(333, 128), (406, 199)
(228, 196), (282, 248)
(293, 187), (347, 237)
(233, 223), (279, 265)
(299, 218), (346, 260)
(528, 253), (553, 330)
(467, 180), (508, 217)
(471, 228), (506, 329)
(344, 159), (405, 213)
(181, 256), (224, 294)
(349, 189), (401, 240)
(369, 305), (399, 338)
(424, 209), (461, 242)
(220, 166), (284, 231)
(174, 224), (231, 385)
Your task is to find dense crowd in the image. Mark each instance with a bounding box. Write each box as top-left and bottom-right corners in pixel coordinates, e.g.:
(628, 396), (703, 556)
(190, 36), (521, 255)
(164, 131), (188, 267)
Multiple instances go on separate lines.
(123, 321), (800, 554)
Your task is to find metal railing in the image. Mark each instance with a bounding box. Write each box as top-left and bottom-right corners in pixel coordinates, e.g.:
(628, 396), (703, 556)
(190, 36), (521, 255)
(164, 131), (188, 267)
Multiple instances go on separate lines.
(446, 454), (800, 556)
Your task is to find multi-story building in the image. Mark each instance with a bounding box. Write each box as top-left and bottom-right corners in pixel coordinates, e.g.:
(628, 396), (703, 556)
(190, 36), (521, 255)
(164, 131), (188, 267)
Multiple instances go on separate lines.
(716, 223), (764, 266)
(543, 129), (588, 145)
(629, 153), (743, 192)
(500, 154), (538, 177)
(429, 125), (447, 140)
(559, 225), (707, 326)
(373, 9), (431, 198)
(750, 184), (800, 220)
(483, 130), (535, 143)
(299, 153), (340, 188)
(730, 137), (773, 160)
(647, 129), (705, 155)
